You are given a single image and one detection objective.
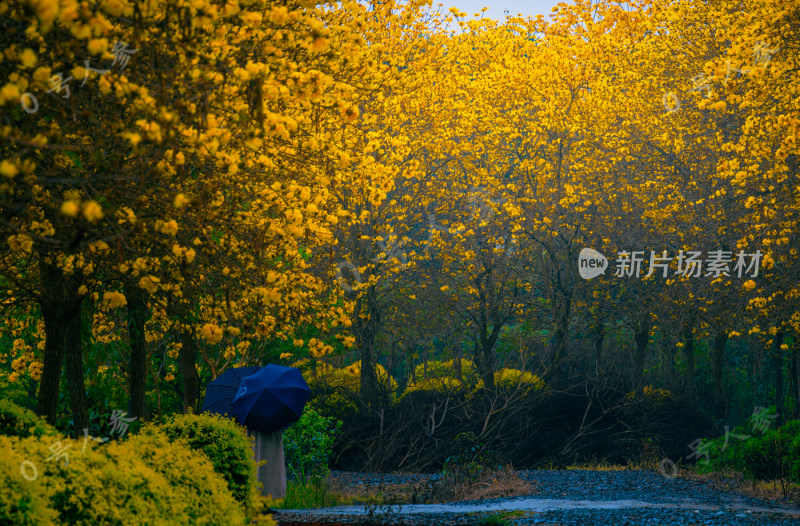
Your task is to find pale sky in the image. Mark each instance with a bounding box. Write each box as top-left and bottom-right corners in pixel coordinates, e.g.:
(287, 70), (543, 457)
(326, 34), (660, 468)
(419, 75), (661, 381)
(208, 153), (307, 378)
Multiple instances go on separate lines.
(437, 0), (564, 21)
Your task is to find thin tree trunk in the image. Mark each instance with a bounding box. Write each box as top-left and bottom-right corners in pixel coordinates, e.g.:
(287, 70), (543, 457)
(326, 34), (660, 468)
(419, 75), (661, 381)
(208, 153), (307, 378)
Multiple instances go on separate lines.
(356, 285), (380, 410)
(64, 304), (88, 436)
(593, 321), (604, 377)
(480, 340), (495, 391)
(550, 287), (573, 382)
(712, 332), (728, 419)
(454, 350), (463, 382)
(666, 337), (676, 391)
(633, 326), (649, 399)
(772, 331), (785, 426)
(791, 343), (799, 420)
(125, 284), (150, 421)
(180, 331), (199, 413)
(682, 319), (696, 395)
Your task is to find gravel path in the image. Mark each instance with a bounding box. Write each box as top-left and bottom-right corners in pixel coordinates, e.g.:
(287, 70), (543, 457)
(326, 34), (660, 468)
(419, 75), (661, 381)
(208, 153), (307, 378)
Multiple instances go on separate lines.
(273, 469), (800, 526)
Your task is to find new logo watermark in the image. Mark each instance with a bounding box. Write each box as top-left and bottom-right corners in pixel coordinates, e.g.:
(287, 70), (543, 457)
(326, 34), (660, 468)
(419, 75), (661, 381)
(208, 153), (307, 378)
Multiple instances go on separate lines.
(578, 248), (609, 279)
(578, 248), (762, 280)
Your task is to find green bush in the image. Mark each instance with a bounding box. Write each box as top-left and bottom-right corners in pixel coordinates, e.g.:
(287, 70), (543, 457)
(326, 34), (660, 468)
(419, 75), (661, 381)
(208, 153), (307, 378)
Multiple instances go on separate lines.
(442, 432), (504, 486)
(126, 430), (246, 525)
(283, 408), (341, 483)
(789, 432), (800, 482)
(740, 421), (799, 482)
(155, 413), (258, 513)
(697, 418), (800, 483)
(0, 399), (59, 438)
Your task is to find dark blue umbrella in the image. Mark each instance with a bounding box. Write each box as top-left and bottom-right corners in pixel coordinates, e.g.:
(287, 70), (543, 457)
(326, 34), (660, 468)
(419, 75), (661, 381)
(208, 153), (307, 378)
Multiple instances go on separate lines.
(202, 366), (262, 417)
(231, 364), (311, 433)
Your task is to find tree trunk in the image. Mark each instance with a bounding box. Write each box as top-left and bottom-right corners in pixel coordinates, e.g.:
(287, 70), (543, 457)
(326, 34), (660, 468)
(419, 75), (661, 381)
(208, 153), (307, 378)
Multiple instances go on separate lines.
(64, 304), (88, 436)
(682, 319), (696, 395)
(791, 343), (799, 420)
(454, 351), (463, 382)
(772, 331), (785, 426)
(593, 321), (604, 377)
(36, 307), (65, 425)
(550, 287), (573, 382)
(356, 285), (380, 411)
(665, 337), (676, 391)
(712, 332), (728, 419)
(180, 331), (199, 413)
(125, 284), (150, 421)
(36, 259), (82, 426)
(633, 326), (649, 399)
(480, 340), (495, 391)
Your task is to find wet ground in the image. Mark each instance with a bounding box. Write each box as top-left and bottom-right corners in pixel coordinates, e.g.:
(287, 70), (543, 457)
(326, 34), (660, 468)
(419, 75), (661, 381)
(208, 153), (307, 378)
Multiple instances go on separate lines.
(273, 469), (800, 525)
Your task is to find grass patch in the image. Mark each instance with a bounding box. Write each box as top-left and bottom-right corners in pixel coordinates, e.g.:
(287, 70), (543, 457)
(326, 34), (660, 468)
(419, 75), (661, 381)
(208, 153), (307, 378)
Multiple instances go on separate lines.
(474, 513), (510, 526)
(274, 478), (348, 509)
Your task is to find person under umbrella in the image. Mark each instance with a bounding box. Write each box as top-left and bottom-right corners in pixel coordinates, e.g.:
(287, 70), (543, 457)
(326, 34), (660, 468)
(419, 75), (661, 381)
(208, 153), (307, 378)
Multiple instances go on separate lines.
(203, 364), (311, 499)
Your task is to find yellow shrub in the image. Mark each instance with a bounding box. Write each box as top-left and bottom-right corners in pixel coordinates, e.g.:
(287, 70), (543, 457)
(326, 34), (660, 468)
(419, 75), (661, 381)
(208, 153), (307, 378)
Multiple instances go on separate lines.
(306, 360), (398, 413)
(126, 430), (247, 525)
(470, 368), (546, 394)
(624, 385), (672, 403)
(1, 429), (250, 525)
(0, 399), (59, 438)
(324, 361), (397, 399)
(412, 359), (478, 384)
(154, 413), (258, 515)
(404, 376), (464, 396)
(6, 435), (188, 525)
(494, 368), (545, 391)
(0, 436), (58, 525)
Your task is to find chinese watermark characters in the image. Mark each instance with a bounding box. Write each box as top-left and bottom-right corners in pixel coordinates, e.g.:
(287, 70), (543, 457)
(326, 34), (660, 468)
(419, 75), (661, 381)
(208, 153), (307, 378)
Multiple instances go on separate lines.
(659, 406), (779, 479)
(20, 41), (138, 115)
(579, 248), (762, 280)
(18, 409), (137, 481)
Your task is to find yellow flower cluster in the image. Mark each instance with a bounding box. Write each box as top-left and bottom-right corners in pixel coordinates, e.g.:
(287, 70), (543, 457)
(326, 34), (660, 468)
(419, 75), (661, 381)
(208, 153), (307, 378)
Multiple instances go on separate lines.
(103, 291), (127, 309)
(307, 338), (332, 358)
(199, 323), (224, 345)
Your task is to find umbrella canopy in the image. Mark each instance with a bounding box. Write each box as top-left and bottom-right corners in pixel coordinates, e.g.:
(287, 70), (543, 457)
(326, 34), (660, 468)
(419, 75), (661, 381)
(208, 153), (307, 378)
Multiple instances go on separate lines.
(202, 366), (262, 417)
(231, 364), (311, 434)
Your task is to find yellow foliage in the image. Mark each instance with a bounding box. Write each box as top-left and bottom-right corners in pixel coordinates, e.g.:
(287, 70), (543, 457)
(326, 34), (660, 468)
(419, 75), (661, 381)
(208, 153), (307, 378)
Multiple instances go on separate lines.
(102, 291), (127, 309)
